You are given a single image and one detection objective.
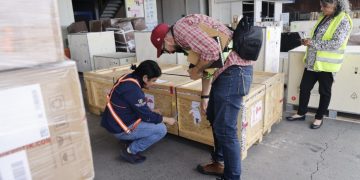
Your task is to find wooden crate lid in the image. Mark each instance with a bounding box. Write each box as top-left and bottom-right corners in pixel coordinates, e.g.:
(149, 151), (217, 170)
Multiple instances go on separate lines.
(176, 80), (266, 98)
(253, 71), (284, 86)
(93, 52), (136, 59)
(162, 65), (189, 76)
(84, 63), (181, 82)
(154, 74), (193, 88)
(247, 83), (266, 97)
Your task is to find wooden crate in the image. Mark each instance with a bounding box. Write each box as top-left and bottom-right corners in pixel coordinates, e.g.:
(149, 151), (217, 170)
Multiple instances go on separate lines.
(253, 71), (285, 135)
(83, 63), (183, 115)
(176, 80), (214, 146)
(239, 83), (266, 160)
(176, 80), (266, 159)
(162, 65), (189, 76)
(143, 74), (193, 135)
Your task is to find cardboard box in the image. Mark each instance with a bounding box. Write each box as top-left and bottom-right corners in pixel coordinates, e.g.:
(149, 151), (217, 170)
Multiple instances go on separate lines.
(67, 21), (88, 33)
(110, 19), (134, 32)
(0, 0), (64, 71)
(89, 20), (102, 32)
(114, 31), (135, 44)
(0, 61), (94, 180)
(130, 18), (146, 31)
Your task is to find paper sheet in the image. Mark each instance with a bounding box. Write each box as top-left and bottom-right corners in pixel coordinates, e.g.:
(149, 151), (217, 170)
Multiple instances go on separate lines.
(0, 84), (50, 154)
(144, 93), (155, 110)
(189, 101), (201, 124)
(250, 101), (263, 127)
(155, 79), (167, 84)
(0, 150), (32, 180)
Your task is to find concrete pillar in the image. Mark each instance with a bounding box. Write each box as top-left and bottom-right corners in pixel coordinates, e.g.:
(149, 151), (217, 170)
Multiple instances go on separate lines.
(254, 0), (262, 23)
(274, 2), (283, 22)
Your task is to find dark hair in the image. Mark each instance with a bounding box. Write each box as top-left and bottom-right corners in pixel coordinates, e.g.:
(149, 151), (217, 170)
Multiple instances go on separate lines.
(131, 60), (162, 79)
(320, 0), (351, 16)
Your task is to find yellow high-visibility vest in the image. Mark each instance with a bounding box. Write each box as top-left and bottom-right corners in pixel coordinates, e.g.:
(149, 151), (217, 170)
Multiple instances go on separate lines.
(304, 12), (353, 72)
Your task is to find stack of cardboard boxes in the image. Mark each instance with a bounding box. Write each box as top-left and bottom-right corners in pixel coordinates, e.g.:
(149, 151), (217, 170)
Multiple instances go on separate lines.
(0, 1), (94, 179)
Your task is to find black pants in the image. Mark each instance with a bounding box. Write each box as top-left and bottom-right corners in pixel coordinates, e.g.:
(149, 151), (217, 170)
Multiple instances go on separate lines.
(298, 68), (334, 120)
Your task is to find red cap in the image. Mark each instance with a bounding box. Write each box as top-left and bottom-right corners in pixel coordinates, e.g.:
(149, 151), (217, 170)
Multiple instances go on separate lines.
(151, 23), (170, 58)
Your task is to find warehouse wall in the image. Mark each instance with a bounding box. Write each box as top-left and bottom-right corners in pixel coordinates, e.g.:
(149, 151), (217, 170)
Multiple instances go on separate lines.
(284, 0), (360, 13)
(57, 0), (75, 48)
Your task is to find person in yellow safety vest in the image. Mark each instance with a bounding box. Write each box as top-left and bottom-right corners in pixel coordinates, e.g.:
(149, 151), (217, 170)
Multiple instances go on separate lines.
(101, 60), (176, 164)
(286, 0), (353, 129)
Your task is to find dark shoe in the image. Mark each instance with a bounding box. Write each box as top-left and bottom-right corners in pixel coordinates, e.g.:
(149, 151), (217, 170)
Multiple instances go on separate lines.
(120, 140), (132, 148)
(286, 115), (306, 121)
(310, 119), (323, 129)
(197, 161), (224, 176)
(120, 148), (146, 164)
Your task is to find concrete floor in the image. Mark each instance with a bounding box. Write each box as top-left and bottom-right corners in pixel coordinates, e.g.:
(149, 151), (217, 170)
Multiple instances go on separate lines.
(87, 111), (360, 180)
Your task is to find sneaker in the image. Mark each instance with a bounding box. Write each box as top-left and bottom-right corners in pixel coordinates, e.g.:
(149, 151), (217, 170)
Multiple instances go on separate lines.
(120, 148), (146, 164)
(197, 161), (224, 176)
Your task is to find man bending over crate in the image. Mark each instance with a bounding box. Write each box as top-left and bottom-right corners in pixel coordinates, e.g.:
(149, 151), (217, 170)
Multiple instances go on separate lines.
(151, 14), (256, 180)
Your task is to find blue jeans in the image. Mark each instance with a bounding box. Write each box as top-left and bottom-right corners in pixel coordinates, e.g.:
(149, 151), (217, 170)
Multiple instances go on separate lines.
(206, 65), (253, 180)
(114, 122), (167, 154)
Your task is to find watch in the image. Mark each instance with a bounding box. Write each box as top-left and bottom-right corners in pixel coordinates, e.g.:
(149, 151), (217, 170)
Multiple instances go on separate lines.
(201, 95), (210, 99)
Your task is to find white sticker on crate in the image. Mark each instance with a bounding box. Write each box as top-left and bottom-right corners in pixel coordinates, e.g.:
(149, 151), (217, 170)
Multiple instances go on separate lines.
(0, 150), (32, 180)
(190, 101), (201, 124)
(144, 93), (155, 110)
(155, 79), (167, 84)
(250, 101), (263, 127)
(0, 84), (49, 154)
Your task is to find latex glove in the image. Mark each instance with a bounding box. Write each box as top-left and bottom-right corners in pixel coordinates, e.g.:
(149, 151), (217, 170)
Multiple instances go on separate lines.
(163, 117), (176, 126)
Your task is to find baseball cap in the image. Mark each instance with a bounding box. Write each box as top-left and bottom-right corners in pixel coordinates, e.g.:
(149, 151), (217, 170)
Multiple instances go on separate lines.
(151, 23), (170, 58)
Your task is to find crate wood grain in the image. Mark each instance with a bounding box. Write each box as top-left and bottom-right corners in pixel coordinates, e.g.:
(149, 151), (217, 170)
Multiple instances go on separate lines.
(253, 72), (285, 135)
(176, 80), (266, 159)
(143, 74), (193, 135)
(84, 63), (183, 115)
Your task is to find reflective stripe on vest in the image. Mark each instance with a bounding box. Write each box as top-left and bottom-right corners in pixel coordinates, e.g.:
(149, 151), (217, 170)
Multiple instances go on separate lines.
(107, 74), (141, 134)
(304, 12), (353, 72)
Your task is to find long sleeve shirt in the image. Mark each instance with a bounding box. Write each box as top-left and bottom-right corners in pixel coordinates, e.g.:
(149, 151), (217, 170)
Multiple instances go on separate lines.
(173, 14), (253, 80)
(101, 73), (163, 134)
(305, 14), (351, 72)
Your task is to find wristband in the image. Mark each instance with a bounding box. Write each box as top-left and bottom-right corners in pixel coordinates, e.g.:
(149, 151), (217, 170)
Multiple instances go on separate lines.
(201, 95), (210, 99)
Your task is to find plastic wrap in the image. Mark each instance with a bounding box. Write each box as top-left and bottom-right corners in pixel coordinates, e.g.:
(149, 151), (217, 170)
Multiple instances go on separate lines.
(0, 61), (94, 180)
(0, 1), (64, 71)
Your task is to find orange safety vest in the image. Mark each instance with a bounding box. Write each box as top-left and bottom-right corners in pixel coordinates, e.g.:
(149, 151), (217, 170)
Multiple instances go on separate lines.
(106, 74), (142, 134)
